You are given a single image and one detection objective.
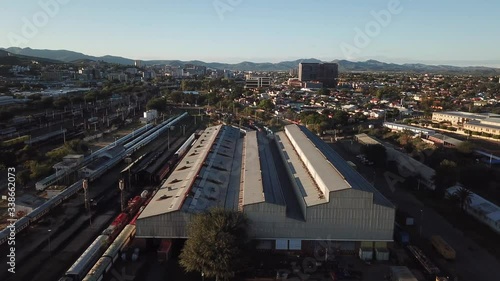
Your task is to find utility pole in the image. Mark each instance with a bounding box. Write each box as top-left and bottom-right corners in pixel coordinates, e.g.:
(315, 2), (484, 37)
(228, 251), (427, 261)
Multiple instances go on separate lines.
(419, 209), (424, 237)
(83, 179), (92, 226)
(83, 179), (89, 210)
(119, 179), (125, 212)
(47, 229), (52, 255)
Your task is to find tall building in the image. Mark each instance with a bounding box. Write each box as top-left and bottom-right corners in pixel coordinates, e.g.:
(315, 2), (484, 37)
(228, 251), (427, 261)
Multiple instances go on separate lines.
(298, 62), (339, 88)
(134, 60), (142, 67)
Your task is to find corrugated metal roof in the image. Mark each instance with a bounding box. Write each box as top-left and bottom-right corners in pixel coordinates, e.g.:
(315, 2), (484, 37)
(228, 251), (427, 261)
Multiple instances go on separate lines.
(290, 125), (393, 207)
(138, 125), (222, 219)
(286, 124), (351, 195)
(242, 131), (264, 205)
(257, 131), (285, 205)
(138, 125), (243, 220)
(277, 130), (328, 207)
(355, 133), (381, 146)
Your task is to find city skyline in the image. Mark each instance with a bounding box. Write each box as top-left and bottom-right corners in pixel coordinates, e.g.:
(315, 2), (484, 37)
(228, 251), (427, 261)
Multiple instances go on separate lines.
(1, 0), (500, 66)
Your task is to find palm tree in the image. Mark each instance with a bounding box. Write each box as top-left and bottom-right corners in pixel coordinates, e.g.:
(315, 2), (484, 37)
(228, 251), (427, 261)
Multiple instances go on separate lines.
(453, 187), (473, 211)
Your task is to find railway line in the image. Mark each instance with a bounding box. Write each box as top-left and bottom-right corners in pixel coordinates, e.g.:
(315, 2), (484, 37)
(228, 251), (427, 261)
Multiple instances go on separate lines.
(0, 113), (188, 248)
(0, 112), (197, 281)
(57, 125), (199, 281)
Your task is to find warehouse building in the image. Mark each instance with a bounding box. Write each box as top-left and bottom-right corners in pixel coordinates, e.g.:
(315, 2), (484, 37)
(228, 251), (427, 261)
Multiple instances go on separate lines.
(136, 124), (395, 253)
(431, 111), (496, 125)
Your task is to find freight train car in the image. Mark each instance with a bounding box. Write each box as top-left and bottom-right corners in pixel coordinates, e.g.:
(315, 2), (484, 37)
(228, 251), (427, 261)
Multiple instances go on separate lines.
(102, 213), (129, 242)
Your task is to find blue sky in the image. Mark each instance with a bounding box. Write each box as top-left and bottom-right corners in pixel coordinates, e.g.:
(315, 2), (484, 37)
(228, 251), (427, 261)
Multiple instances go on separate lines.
(1, 0), (499, 66)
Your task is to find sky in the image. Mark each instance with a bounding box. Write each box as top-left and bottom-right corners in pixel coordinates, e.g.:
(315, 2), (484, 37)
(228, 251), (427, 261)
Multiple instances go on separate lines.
(1, 0), (499, 66)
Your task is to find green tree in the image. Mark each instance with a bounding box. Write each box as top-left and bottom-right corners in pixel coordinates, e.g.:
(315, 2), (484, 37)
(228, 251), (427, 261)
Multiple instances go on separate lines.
(53, 96), (70, 109)
(448, 186), (473, 212)
(432, 159), (459, 192)
(258, 99), (274, 111)
(146, 97), (167, 112)
(456, 141), (475, 155)
(25, 160), (52, 180)
(332, 110), (349, 126)
(169, 91), (184, 103)
(179, 208), (249, 281)
(17, 170), (31, 187)
(317, 87), (331, 96)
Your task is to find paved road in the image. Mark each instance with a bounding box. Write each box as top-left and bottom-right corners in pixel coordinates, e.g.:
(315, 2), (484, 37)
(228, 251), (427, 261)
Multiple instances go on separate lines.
(331, 140), (500, 281)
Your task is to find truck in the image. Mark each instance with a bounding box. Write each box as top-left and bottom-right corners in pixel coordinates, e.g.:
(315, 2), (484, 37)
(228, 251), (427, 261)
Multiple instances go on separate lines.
(430, 235), (456, 260)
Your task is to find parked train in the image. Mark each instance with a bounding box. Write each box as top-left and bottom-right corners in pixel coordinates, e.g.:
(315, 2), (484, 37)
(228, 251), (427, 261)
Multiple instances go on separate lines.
(59, 190), (151, 281)
(35, 122), (155, 191)
(153, 133), (195, 183)
(0, 113), (187, 247)
(82, 190), (156, 281)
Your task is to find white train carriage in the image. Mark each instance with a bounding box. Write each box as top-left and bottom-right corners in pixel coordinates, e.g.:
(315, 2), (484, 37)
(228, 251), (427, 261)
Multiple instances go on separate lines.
(26, 204), (51, 222)
(62, 180), (84, 200)
(15, 216), (30, 234)
(65, 234), (109, 281)
(81, 225), (136, 281)
(0, 229), (9, 245)
(103, 225), (136, 263)
(175, 133), (195, 158)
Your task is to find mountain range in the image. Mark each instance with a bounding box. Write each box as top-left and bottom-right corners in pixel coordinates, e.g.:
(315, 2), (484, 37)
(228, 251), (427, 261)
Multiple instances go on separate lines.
(2, 47), (500, 74)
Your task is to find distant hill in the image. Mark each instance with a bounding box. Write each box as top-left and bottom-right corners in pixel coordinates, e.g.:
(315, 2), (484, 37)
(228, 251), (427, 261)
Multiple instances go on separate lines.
(0, 49), (62, 66)
(3, 47), (133, 65)
(1, 47), (499, 74)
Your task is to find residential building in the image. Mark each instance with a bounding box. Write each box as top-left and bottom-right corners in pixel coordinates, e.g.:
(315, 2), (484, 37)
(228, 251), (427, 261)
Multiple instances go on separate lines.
(432, 111), (500, 125)
(432, 111), (500, 135)
(245, 76), (271, 89)
(183, 64), (206, 77)
(107, 72), (128, 82)
(463, 118), (500, 135)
